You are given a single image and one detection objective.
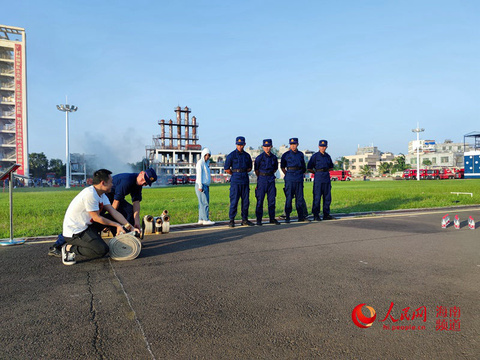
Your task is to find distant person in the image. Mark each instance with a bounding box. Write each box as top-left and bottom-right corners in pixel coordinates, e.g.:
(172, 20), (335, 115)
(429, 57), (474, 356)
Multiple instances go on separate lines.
(254, 139), (280, 225)
(307, 140), (334, 221)
(224, 136), (254, 227)
(48, 168), (157, 257)
(281, 137), (309, 223)
(61, 169), (138, 265)
(195, 148), (215, 225)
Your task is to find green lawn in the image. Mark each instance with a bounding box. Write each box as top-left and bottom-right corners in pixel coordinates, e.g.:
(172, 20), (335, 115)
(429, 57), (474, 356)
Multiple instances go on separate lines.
(1, 179), (479, 238)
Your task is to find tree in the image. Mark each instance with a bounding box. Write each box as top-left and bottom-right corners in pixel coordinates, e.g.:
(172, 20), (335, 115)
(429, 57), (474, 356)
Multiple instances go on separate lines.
(334, 157), (350, 170)
(378, 162), (393, 175)
(359, 165), (373, 177)
(422, 159), (432, 167)
(334, 157), (343, 170)
(128, 161), (144, 172)
(392, 154), (408, 172)
(48, 159), (65, 177)
(29, 152), (48, 178)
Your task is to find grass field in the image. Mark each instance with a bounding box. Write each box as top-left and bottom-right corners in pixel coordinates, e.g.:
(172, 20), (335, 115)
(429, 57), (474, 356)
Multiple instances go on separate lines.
(1, 179), (479, 238)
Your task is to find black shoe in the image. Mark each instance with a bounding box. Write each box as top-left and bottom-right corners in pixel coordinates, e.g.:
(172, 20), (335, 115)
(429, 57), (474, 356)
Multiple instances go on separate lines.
(323, 215), (334, 220)
(256, 220), (263, 226)
(242, 220), (255, 226)
(229, 220), (235, 228)
(285, 217), (290, 224)
(269, 219), (281, 225)
(298, 218), (311, 223)
(313, 215), (322, 221)
(48, 246), (62, 257)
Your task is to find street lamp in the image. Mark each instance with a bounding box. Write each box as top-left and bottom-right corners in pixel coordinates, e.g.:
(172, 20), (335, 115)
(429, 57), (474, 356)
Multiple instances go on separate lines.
(56, 103), (78, 189)
(411, 123), (425, 181)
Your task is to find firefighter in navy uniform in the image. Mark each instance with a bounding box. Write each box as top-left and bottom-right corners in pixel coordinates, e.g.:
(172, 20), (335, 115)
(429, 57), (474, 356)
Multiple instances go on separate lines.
(307, 140), (334, 221)
(280, 137), (309, 223)
(224, 136), (254, 227)
(254, 139), (280, 226)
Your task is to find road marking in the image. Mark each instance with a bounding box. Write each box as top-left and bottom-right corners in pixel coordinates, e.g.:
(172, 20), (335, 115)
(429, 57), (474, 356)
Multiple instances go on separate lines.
(109, 259), (156, 360)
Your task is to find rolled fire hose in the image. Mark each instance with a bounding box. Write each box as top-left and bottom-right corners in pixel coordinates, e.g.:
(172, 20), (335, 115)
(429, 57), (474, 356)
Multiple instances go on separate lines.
(161, 210), (170, 233)
(108, 232), (142, 261)
(142, 214), (155, 236)
(155, 216), (163, 234)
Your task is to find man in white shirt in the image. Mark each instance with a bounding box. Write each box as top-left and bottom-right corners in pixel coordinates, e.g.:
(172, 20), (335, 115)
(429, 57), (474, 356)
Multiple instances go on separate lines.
(61, 169), (137, 265)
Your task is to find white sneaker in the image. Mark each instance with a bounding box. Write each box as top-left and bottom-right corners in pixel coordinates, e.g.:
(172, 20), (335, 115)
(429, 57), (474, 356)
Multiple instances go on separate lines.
(203, 220), (215, 226)
(61, 244), (76, 265)
(198, 220), (204, 225)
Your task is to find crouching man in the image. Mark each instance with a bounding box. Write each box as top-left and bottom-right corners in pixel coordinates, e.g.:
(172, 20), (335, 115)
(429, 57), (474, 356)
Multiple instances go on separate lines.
(61, 169), (137, 265)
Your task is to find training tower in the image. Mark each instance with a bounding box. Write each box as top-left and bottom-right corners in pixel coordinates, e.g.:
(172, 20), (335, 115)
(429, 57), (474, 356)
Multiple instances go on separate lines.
(146, 106), (202, 181)
(463, 131), (480, 179)
(0, 25), (28, 179)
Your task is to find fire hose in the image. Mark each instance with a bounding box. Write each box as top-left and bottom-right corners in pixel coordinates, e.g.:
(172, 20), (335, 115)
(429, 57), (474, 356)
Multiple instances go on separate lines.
(108, 232), (142, 261)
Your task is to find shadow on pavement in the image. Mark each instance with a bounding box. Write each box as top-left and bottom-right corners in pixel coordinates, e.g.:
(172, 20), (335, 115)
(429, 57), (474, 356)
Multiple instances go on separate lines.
(139, 222), (307, 259)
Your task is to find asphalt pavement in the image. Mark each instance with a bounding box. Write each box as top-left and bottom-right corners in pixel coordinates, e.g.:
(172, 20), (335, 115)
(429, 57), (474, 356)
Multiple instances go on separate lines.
(1, 208), (479, 359)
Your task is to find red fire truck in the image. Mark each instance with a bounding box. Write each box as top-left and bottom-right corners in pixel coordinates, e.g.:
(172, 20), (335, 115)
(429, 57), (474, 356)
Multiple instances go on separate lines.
(329, 170), (352, 181)
(403, 169), (427, 180)
(454, 168), (464, 179)
(439, 168), (455, 180)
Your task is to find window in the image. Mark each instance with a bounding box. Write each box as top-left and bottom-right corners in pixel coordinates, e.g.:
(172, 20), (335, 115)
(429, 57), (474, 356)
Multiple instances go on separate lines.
(351, 166), (356, 170)
(411, 159), (417, 164)
(352, 159), (356, 163)
(432, 157), (437, 164)
(441, 157), (449, 163)
(359, 158), (364, 162)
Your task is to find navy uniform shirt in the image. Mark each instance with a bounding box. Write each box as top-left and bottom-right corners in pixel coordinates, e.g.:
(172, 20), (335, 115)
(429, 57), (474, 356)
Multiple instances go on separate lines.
(254, 152), (278, 179)
(109, 173), (143, 203)
(281, 149), (306, 182)
(224, 149), (252, 185)
(307, 152), (334, 183)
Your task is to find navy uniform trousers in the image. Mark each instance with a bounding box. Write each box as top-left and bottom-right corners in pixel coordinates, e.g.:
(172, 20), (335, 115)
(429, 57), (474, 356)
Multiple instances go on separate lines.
(255, 176), (276, 221)
(229, 184), (250, 220)
(105, 195), (135, 225)
(284, 181), (307, 219)
(312, 181), (332, 217)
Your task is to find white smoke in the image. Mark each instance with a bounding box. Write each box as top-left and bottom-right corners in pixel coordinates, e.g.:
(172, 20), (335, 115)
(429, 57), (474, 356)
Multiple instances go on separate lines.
(78, 127), (145, 175)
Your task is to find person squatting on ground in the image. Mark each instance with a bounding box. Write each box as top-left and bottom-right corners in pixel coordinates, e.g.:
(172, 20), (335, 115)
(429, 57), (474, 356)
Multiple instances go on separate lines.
(195, 147), (215, 225)
(307, 139), (334, 221)
(48, 168), (157, 257)
(254, 139), (280, 226)
(224, 136), (255, 227)
(104, 168), (157, 235)
(281, 137), (309, 223)
(61, 169), (139, 265)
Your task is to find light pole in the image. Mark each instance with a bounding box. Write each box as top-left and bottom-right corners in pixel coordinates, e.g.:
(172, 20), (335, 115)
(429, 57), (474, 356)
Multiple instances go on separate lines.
(411, 123), (425, 181)
(56, 103), (78, 189)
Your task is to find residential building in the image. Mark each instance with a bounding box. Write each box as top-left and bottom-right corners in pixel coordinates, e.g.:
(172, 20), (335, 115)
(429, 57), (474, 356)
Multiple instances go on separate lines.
(405, 140), (472, 168)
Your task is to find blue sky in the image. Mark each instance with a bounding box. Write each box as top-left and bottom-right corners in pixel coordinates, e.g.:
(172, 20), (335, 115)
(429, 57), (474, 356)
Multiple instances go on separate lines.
(4, 0), (479, 164)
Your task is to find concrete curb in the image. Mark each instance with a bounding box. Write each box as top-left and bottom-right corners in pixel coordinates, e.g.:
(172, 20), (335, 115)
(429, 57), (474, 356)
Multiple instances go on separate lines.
(14, 204), (480, 243)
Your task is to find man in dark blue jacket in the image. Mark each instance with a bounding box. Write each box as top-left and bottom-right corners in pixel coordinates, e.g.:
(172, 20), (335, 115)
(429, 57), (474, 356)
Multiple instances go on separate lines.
(254, 139), (280, 225)
(224, 136), (254, 227)
(280, 138), (309, 223)
(307, 140), (334, 221)
(106, 168), (157, 232)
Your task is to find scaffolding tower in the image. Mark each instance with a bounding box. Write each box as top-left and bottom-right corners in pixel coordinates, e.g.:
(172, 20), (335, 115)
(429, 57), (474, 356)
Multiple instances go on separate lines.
(146, 106), (202, 181)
